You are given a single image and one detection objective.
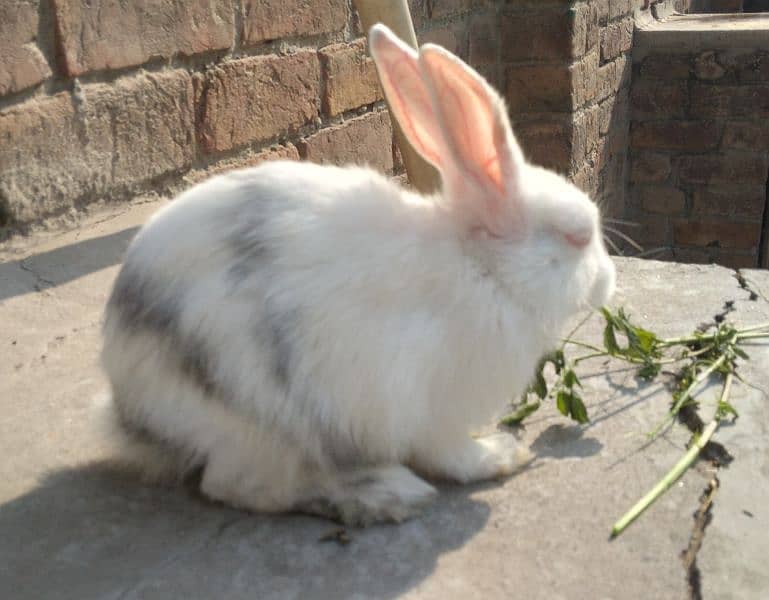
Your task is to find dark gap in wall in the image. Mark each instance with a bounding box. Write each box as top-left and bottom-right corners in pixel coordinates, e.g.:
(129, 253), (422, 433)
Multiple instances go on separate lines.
(758, 168), (769, 268)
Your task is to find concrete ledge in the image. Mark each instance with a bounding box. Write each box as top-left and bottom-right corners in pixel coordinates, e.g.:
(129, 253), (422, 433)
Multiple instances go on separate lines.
(635, 13), (769, 57)
(2, 200), (769, 598)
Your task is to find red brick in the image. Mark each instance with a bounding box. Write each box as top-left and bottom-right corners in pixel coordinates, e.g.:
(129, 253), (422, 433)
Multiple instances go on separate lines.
(722, 120), (769, 151)
(53, 0), (235, 76)
(0, 1), (52, 95)
(630, 153), (672, 183)
(638, 185), (686, 215)
(673, 219), (761, 250)
(320, 39), (382, 117)
(694, 51), (726, 81)
(242, 0), (347, 44)
(678, 153), (769, 184)
(193, 144), (300, 182)
(630, 121), (721, 151)
(691, 83), (769, 118)
(0, 70), (194, 222)
(500, 5), (592, 62)
(631, 81), (688, 120)
(691, 186), (766, 219)
(197, 52), (320, 154)
(600, 18), (633, 63)
(639, 54), (691, 80)
(298, 109), (393, 171)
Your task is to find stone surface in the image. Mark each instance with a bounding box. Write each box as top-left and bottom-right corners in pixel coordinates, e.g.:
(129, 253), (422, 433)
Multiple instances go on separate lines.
(0, 70), (194, 223)
(53, 0), (235, 76)
(196, 51), (321, 154)
(320, 39), (382, 117)
(630, 121), (722, 151)
(241, 0), (347, 44)
(0, 0), (52, 96)
(2, 204), (769, 599)
(297, 109), (393, 171)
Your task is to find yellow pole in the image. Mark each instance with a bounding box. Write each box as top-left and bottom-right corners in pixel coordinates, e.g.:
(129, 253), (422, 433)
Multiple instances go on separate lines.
(352, 0), (441, 194)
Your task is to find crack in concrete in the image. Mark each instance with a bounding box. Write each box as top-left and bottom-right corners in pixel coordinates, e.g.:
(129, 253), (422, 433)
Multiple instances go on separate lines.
(18, 259), (56, 293)
(681, 476), (719, 600)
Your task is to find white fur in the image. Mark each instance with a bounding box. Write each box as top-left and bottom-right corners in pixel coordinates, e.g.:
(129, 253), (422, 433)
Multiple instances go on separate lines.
(101, 26), (615, 525)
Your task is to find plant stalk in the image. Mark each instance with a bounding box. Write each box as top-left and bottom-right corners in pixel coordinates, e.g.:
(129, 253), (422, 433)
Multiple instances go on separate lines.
(611, 373), (732, 537)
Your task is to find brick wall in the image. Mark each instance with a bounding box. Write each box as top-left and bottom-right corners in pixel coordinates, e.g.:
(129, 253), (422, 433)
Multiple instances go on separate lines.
(628, 12), (769, 268)
(0, 1), (500, 230)
(2, 0), (651, 233)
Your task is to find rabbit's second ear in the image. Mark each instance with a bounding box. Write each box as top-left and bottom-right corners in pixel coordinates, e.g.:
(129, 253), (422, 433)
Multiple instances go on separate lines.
(368, 25), (444, 170)
(419, 45), (526, 237)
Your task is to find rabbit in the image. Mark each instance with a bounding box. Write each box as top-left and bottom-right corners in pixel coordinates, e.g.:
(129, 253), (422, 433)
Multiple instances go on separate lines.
(100, 23), (615, 526)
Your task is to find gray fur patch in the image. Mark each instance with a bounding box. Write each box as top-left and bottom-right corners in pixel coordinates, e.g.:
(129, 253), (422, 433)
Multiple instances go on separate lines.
(109, 267), (224, 402)
(227, 216), (271, 282)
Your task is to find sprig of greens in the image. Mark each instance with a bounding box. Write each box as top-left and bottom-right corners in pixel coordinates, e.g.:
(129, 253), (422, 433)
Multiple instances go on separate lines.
(501, 307), (769, 537)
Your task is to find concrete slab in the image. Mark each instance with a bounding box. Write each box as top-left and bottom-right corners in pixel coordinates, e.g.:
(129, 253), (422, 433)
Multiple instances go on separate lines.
(1, 201), (768, 599)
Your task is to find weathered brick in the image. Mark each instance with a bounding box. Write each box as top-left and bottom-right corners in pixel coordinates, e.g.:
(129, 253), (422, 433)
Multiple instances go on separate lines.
(596, 54), (631, 101)
(421, 21), (466, 58)
(678, 153), (769, 184)
(197, 52), (320, 154)
(515, 116), (574, 173)
(298, 109), (393, 171)
(722, 120), (769, 151)
(53, 0), (235, 76)
(639, 54), (691, 80)
(598, 91), (629, 135)
(242, 0), (346, 44)
(428, 0), (487, 18)
(506, 64), (572, 112)
(673, 247), (713, 265)
(192, 143), (300, 182)
(0, 1), (51, 96)
(673, 219), (761, 251)
(712, 251), (758, 269)
(630, 153), (672, 183)
(691, 186), (766, 219)
(631, 81), (688, 119)
(730, 50), (769, 82)
(690, 83), (769, 118)
(0, 70), (194, 222)
(630, 121), (721, 151)
(630, 213), (672, 247)
(694, 51), (726, 81)
(638, 185), (686, 215)
(320, 39), (382, 117)
(468, 11), (498, 65)
(600, 18), (633, 63)
(500, 5), (592, 62)
(608, 0), (634, 19)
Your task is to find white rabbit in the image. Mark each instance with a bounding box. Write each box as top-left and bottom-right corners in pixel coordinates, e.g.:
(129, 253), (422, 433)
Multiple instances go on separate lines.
(101, 24), (615, 525)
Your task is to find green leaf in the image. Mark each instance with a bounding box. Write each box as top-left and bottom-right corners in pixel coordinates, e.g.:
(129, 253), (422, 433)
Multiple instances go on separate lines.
(716, 400), (739, 421)
(500, 401), (542, 426)
(556, 391), (569, 417)
(531, 371), (548, 399)
(564, 369), (579, 389)
(733, 346), (749, 360)
(603, 321), (620, 356)
(569, 392), (590, 424)
(638, 362), (661, 380)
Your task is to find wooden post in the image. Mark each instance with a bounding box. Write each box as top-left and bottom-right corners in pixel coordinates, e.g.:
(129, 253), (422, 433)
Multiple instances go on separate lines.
(352, 0), (442, 194)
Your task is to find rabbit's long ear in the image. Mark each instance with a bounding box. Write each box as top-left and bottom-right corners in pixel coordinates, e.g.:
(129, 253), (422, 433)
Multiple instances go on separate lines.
(418, 44), (526, 234)
(368, 25), (444, 170)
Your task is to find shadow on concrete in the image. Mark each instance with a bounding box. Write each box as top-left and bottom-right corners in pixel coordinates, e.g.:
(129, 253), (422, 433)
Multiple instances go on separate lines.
(0, 462), (491, 600)
(0, 227), (138, 301)
(530, 424), (604, 459)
